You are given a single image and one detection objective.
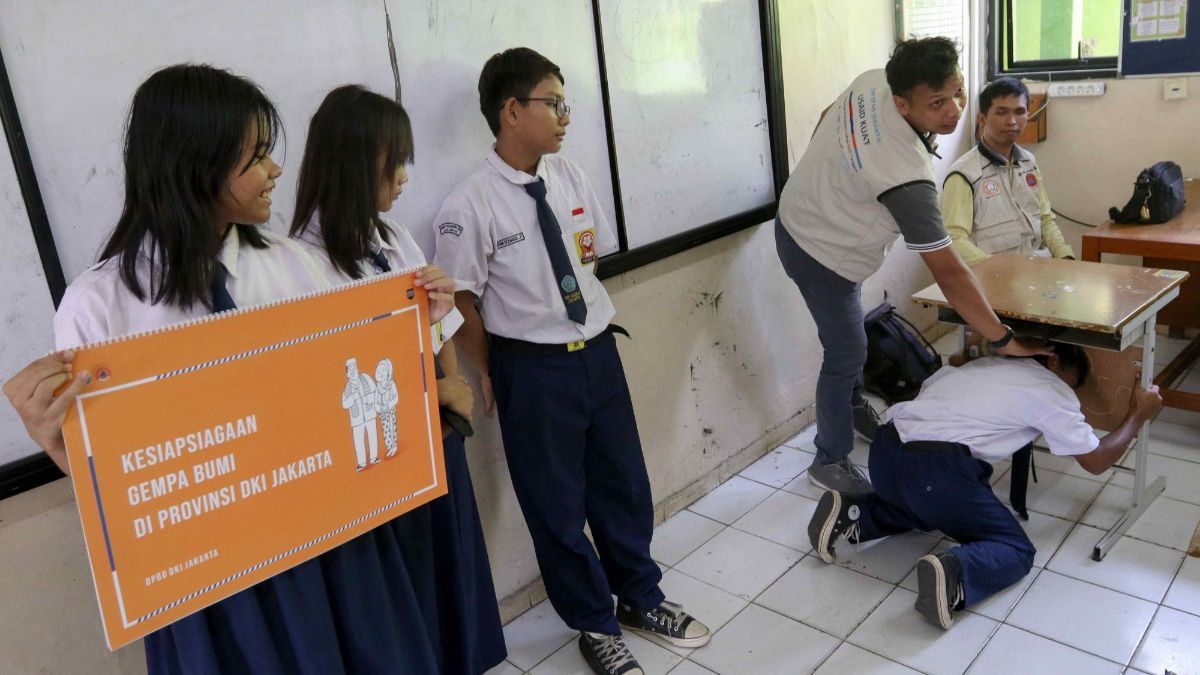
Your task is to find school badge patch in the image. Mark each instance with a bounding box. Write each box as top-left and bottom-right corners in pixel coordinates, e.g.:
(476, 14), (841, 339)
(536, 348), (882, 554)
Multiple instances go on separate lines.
(982, 179), (999, 196)
(575, 228), (597, 264)
(1025, 172), (1038, 189)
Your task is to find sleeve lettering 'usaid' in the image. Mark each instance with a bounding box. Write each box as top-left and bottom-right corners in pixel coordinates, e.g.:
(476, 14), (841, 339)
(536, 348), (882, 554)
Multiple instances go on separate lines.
(775, 69), (943, 283)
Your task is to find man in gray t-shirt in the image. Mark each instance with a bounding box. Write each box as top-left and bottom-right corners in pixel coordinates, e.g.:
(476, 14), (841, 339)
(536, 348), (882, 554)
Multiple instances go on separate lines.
(775, 37), (1048, 495)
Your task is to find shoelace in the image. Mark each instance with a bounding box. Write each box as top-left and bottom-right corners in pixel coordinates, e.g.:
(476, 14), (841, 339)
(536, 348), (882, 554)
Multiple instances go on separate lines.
(842, 520), (861, 545)
(589, 634), (637, 671)
(839, 459), (868, 482)
(649, 605), (689, 634)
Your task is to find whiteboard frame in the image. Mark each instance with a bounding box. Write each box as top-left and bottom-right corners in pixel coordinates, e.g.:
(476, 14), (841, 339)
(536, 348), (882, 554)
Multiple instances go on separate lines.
(593, 0), (788, 278)
(0, 0), (788, 499)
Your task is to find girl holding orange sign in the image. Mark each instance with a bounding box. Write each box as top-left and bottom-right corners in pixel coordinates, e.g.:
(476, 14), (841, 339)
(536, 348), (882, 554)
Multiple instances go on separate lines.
(3, 65), (490, 674)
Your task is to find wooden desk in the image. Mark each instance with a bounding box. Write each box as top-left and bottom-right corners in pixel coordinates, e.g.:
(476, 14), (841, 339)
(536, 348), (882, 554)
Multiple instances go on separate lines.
(1082, 180), (1200, 413)
(913, 255), (1188, 560)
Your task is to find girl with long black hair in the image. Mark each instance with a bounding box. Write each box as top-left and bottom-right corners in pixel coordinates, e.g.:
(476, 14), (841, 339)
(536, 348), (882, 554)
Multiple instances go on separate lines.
(291, 84), (505, 674)
(4, 64), (464, 674)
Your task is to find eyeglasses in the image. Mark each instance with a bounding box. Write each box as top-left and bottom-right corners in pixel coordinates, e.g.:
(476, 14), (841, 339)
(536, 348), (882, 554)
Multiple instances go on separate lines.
(515, 97), (570, 119)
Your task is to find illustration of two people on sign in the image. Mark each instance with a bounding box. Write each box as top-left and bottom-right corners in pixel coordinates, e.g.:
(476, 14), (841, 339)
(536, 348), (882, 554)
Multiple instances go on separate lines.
(342, 357), (400, 471)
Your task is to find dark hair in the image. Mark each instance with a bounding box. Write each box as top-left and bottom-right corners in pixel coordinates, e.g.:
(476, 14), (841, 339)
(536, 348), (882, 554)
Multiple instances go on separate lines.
(98, 63), (281, 310)
(478, 47), (564, 136)
(1036, 342), (1092, 389)
(885, 37), (960, 97)
(290, 85), (415, 280)
(979, 77), (1030, 114)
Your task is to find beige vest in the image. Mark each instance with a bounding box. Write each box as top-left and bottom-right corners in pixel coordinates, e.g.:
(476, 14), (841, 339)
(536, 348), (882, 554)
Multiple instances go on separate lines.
(947, 143), (1044, 255)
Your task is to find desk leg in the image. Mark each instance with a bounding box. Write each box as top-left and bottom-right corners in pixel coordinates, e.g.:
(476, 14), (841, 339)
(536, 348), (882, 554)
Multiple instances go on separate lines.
(1093, 315), (1165, 561)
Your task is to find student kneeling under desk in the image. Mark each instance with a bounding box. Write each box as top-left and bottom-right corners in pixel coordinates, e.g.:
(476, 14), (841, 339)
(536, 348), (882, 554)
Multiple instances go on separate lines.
(806, 344), (1162, 630)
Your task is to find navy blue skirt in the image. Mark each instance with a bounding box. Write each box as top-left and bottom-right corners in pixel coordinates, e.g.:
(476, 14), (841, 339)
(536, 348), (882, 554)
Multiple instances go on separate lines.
(144, 432), (506, 675)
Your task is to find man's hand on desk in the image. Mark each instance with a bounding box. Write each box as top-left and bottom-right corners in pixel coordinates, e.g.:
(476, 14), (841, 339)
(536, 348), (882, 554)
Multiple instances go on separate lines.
(995, 336), (1054, 357)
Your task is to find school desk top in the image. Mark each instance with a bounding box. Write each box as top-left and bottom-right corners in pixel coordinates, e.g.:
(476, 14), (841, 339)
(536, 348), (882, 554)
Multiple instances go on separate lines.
(911, 255), (1188, 350)
(1081, 181), (1200, 261)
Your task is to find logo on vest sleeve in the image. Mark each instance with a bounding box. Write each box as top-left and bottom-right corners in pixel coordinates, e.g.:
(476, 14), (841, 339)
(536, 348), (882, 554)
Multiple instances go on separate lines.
(1025, 172), (1039, 189)
(560, 275), (578, 293)
(982, 179), (999, 196)
(438, 222), (463, 237)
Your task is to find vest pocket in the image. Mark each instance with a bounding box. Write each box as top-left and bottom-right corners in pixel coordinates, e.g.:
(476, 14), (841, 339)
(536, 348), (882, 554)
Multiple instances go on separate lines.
(973, 215), (1026, 255)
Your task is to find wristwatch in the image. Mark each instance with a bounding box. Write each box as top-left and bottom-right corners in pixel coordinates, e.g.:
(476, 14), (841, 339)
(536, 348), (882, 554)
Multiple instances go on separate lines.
(988, 324), (1015, 350)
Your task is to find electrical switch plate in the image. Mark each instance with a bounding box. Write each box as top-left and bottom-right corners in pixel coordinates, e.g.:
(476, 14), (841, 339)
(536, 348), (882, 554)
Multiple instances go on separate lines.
(1047, 82), (1106, 97)
(1164, 78), (1188, 100)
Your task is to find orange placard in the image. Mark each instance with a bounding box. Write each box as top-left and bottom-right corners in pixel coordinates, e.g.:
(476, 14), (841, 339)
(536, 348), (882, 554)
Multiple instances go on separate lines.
(60, 272), (445, 649)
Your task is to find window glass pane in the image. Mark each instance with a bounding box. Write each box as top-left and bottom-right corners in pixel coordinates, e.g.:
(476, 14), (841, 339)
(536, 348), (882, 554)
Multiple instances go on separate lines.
(1081, 0), (1121, 56)
(1011, 0), (1120, 62)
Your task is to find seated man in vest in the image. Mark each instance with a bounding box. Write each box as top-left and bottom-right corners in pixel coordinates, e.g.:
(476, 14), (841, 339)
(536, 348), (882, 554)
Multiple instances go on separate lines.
(942, 78), (1075, 263)
(806, 344), (1162, 630)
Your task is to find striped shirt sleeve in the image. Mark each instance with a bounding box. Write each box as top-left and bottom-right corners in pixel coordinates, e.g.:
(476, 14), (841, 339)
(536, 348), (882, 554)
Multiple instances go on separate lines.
(878, 181), (952, 252)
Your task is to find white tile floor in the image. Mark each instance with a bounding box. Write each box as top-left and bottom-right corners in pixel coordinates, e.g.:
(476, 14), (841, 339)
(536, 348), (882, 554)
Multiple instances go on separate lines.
(489, 333), (1200, 674)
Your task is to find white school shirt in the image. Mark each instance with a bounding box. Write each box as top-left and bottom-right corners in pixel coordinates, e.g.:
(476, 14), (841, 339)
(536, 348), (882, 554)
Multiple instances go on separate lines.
(294, 217), (463, 352)
(777, 69), (951, 283)
(431, 150), (618, 344)
(884, 357), (1099, 464)
(54, 226), (332, 350)
(295, 217), (428, 280)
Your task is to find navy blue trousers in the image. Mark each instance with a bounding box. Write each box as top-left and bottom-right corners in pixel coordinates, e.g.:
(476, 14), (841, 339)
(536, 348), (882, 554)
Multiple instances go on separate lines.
(860, 425), (1036, 606)
(143, 431), (506, 675)
(491, 332), (664, 634)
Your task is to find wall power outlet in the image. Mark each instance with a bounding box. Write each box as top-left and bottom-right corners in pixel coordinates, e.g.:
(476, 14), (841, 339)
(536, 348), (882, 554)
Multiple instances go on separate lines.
(1047, 82), (1106, 97)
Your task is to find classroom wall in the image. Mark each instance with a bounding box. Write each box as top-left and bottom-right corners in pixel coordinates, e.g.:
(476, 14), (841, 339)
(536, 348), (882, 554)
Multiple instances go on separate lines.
(0, 2), (970, 670)
(1022, 76), (1200, 255)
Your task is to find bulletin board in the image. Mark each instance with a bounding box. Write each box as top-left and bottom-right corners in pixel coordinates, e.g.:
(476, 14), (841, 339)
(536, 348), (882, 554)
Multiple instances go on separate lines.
(1121, 0), (1200, 76)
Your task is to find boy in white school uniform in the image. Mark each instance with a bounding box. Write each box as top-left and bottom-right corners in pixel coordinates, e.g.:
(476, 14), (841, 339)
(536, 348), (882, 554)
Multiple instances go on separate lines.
(432, 48), (710, 675)
(775, 37), (1050, 497)
(807, 344), (1162, 630)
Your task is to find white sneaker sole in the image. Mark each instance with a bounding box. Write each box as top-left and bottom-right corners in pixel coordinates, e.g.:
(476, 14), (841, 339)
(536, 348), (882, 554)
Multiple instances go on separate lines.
(621, 623), (711, 649)
(915, 554), (953, 629)
(810, 491), (841, 564)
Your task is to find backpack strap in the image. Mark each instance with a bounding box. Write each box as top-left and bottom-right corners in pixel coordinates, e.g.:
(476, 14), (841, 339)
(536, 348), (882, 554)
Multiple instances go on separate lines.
(889, 311), (940, 356)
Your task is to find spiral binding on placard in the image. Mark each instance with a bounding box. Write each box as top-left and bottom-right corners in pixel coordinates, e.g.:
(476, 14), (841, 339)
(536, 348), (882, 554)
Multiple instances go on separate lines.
(56, 266), (424, 354)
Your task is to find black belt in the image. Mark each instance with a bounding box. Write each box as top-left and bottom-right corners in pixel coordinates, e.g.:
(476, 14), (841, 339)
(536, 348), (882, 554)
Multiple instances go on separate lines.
(489, 324), (630, 355)
(884, 423), (972, 458)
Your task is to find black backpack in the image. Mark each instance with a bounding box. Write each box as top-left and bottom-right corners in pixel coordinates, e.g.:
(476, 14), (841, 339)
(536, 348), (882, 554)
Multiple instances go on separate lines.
(862, 303), (942, 405)
(1108, 161), (1185, 225)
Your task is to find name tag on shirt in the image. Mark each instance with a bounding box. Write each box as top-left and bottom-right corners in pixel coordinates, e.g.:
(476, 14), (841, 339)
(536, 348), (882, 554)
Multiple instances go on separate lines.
(497, 233), (525, 249)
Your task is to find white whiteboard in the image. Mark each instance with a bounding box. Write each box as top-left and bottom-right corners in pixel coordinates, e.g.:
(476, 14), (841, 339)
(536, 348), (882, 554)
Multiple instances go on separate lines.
(0, 0), (616, 466)
(0, 137), (58, 467)
(598, 0), (775, 249)
(387, 0), (617, 257)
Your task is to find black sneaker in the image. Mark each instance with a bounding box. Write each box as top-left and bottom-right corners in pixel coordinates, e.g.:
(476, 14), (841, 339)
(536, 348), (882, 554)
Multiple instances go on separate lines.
(915, 551), (965, 630)
(853, 399), (881, 442)
(578, 632), (643, 675)
(808, 489), (862, 564)
(617, 600), (711, 648)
